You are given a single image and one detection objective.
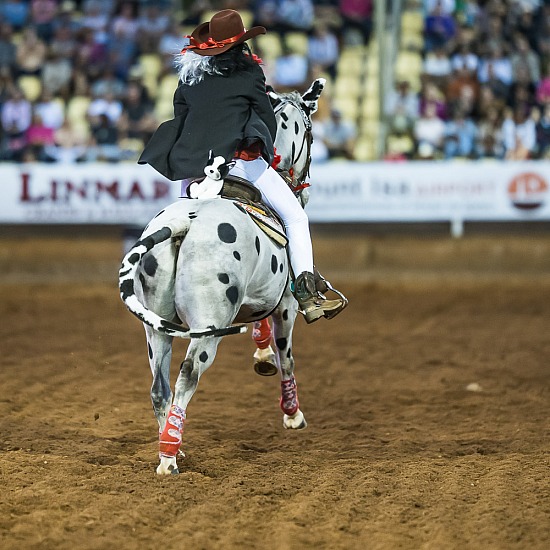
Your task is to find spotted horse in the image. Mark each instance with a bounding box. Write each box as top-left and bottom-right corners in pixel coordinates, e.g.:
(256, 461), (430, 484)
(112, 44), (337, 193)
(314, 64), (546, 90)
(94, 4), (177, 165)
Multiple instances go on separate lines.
(119, 79), (329, 475)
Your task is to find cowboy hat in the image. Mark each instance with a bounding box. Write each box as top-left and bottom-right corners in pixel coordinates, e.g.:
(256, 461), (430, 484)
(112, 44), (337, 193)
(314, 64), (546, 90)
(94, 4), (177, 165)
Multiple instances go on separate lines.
(182, 9), (266, 56)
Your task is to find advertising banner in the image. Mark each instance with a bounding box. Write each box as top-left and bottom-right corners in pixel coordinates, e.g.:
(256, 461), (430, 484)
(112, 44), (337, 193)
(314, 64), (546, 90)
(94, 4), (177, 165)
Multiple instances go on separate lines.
(1, 161), (550, 226)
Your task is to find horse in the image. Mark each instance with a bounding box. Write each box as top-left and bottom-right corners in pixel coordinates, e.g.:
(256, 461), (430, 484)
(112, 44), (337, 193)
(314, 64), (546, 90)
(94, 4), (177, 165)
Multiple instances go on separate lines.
(119, 78), (326, 475)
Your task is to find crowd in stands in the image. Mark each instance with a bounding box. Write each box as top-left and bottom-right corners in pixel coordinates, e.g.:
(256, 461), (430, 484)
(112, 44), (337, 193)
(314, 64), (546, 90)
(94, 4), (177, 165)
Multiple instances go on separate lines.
(386, 0), (550, 161)
(4, 0), (549, 164)
(0, 0), (371, 164)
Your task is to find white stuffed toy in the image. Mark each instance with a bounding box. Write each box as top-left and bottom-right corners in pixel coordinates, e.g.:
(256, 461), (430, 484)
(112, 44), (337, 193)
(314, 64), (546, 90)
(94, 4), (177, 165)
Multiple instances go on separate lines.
(187, 152), (234, 199)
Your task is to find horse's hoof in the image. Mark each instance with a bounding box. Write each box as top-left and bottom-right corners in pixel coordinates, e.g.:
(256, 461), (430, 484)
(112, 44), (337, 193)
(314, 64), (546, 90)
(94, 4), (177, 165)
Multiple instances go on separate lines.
(156, 455), (180, 475)
(283, 409), (307, 430)
(253, 347), (277, 376)
(254, 360), (278, 376)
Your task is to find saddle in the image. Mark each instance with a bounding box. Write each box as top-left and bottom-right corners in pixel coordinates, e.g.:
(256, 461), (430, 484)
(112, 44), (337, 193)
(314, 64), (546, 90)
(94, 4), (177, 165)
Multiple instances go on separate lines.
(221, 176), (288, 247)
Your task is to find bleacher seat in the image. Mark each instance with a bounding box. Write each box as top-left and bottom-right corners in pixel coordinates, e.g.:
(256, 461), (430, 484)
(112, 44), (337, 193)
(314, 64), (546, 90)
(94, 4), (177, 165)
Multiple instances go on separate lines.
(17, 75), (42, 102)
(139, 54), (163, 97)
(354, 137), (377, 162)
(66, 95), (91, 124)
(334, 75), (362, 98)
(285, 32), (308, 56)
(255, 33), (282, 60)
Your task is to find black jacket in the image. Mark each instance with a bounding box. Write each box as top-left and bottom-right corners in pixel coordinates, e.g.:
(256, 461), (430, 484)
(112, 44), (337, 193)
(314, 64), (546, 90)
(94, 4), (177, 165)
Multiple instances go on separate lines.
(138, 62), (277, 180)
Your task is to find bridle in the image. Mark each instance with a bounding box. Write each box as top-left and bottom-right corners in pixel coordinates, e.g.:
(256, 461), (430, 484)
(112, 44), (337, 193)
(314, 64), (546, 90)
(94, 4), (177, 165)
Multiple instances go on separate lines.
(273, 96), (314, 190)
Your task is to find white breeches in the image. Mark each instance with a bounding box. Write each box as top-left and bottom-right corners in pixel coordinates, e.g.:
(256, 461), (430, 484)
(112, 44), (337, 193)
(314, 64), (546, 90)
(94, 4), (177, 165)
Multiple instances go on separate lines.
(229, 158), (314, 276)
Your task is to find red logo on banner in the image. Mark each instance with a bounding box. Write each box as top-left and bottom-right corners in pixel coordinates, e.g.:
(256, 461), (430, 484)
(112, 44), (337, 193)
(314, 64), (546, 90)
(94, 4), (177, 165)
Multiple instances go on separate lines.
(508, 172), (548, 210)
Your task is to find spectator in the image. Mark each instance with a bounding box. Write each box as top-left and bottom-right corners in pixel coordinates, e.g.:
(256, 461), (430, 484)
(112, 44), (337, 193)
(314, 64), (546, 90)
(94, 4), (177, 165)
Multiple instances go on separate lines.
(476, 105), (504, 158)
(30, 0), (58, 43)
(49, 24), (78, 60)
(81, 0), (111, 44)
(1, 0), (30, 32)
(87, 90), (123, 126)
(419, 81), (447, 119)
(44, 118), (87, 162)
(273, 44), (309, 91)
(477, 44), (513, 87)
(536, 64), (550, 106)
(320, 108), (357, 160)
(277, 0), (315, 36)
(15, 27), (47, 76)
(424, 1), (457, 52)
(90, 66), (126, 100)
(535, 103), (550, 158)
(307, 22), (339, 82)
(25, 112), (56, 160)
(443, 106), (478, 159)
(502, 104), (537, 159)
(73, 26), (108, 81)
(34, 89), (64, 130)
(510, 33), (540, 84)
(88, 112), (120, 161)
(414, 102), (446, 156)
(0, 86), (32, 161)
(385, 79), (419, 134)
(137, 3), (170, 54)
(339, 0), (373, 45)
(423, 45), (453, 86)
(451, 42), (479, 74)
(0, 22), (17, 72)
(41, 47), (73, 97)
(446, 64), (480, 115)
(424, 0), (456, 15)
(159, 20), (185, 57)
(117, 81), (157, 143)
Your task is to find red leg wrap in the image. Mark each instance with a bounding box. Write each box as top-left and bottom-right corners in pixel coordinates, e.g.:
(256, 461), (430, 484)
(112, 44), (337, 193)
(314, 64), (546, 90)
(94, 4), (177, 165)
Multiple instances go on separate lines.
(252, 319), (272, 349)
(159, 404), (185, 458)
(280, 377), (299, 416)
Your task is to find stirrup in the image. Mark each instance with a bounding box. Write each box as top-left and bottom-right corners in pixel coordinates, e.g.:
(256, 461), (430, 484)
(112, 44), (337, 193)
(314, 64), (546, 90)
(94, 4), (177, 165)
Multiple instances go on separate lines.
(317, 279), (348, 320)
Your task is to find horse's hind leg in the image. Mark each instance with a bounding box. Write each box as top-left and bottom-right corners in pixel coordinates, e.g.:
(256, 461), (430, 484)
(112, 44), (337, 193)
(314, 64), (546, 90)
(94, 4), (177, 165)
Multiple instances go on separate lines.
(144, 325), (173, 432)
(156, 336), (222, 475)
(271, 291), (307, 430)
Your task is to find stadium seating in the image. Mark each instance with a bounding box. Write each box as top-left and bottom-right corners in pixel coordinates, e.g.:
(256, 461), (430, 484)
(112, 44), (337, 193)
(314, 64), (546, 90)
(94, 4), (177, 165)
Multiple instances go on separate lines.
(17, 75), (42, 102)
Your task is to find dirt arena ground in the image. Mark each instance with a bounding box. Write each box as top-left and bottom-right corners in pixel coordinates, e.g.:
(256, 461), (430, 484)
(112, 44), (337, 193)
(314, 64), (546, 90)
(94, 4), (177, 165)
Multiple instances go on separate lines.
(1, 229), (549, 549)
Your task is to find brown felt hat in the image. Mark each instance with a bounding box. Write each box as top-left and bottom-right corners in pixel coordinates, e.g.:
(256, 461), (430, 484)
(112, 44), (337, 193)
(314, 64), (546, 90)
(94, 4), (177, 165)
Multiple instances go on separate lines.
(183, 10), (266, 56)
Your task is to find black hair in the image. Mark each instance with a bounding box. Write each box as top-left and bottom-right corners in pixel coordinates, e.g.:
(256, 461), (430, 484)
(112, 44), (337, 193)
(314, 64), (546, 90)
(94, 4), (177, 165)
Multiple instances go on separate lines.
(209, 43), (258, 76)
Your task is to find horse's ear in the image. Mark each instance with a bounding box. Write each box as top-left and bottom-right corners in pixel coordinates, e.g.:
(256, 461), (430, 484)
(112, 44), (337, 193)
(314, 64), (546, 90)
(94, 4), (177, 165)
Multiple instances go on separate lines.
(302, 78), (326, 114)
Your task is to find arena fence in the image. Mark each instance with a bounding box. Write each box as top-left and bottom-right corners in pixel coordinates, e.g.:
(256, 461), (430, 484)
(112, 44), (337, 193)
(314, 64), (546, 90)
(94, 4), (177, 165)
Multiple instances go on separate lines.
(1, 161), (549, 237)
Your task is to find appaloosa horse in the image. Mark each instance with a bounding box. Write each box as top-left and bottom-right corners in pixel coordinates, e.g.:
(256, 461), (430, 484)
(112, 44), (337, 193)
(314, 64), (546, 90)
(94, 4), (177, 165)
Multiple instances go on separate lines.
(119, 79), (326, 474)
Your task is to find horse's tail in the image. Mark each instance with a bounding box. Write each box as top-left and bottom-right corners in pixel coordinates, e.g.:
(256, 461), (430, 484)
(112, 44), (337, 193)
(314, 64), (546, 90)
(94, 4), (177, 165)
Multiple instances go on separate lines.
(119, 217), (246, 339)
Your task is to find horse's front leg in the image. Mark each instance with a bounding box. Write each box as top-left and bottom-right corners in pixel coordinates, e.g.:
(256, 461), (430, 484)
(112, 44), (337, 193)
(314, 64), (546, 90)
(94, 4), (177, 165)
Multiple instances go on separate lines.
(271, 289), (307, 430)
(156, 336), (222, 475)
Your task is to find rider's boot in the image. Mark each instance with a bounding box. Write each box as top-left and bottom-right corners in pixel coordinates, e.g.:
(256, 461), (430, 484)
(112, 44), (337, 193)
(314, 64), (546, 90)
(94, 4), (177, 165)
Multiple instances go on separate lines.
(294, 271), (346, 324)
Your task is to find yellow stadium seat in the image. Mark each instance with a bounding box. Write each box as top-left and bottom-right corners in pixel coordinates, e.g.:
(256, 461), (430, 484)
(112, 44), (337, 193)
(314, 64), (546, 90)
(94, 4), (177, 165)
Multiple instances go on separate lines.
(17, 75), (42, 102)
(255, 33), (282, 60)
(334, 75), (362, 98)
(158, 74), (179, 101)
(155, 99), (174, 123)
(354, 137), (377, 162)
(285, 32), (308, 56)
(401, 11), (424, 34)
(66, 96), (91, 124)
(333, 96), (359, 121)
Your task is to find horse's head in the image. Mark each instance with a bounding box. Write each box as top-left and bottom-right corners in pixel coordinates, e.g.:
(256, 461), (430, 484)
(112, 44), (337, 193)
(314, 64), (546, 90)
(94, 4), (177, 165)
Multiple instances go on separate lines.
(269, 78), (326, 199)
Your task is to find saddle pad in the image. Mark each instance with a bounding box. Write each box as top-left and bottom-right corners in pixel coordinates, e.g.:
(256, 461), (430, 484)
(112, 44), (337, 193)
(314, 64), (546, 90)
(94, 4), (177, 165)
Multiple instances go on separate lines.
(235, 201), (288, 247)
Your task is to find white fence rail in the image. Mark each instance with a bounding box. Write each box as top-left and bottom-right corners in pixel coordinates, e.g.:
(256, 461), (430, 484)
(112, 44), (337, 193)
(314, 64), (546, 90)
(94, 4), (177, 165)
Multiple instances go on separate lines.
(1, 161), (550, 235)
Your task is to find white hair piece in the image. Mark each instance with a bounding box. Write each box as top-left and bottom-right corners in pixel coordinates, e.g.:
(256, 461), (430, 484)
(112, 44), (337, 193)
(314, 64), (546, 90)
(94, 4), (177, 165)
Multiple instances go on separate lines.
(174, 51), (223, 86)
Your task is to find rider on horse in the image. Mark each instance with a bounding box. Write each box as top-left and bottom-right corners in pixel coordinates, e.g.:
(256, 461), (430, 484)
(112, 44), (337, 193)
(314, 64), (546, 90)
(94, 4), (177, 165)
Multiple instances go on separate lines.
(138, 9), (345, 323)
